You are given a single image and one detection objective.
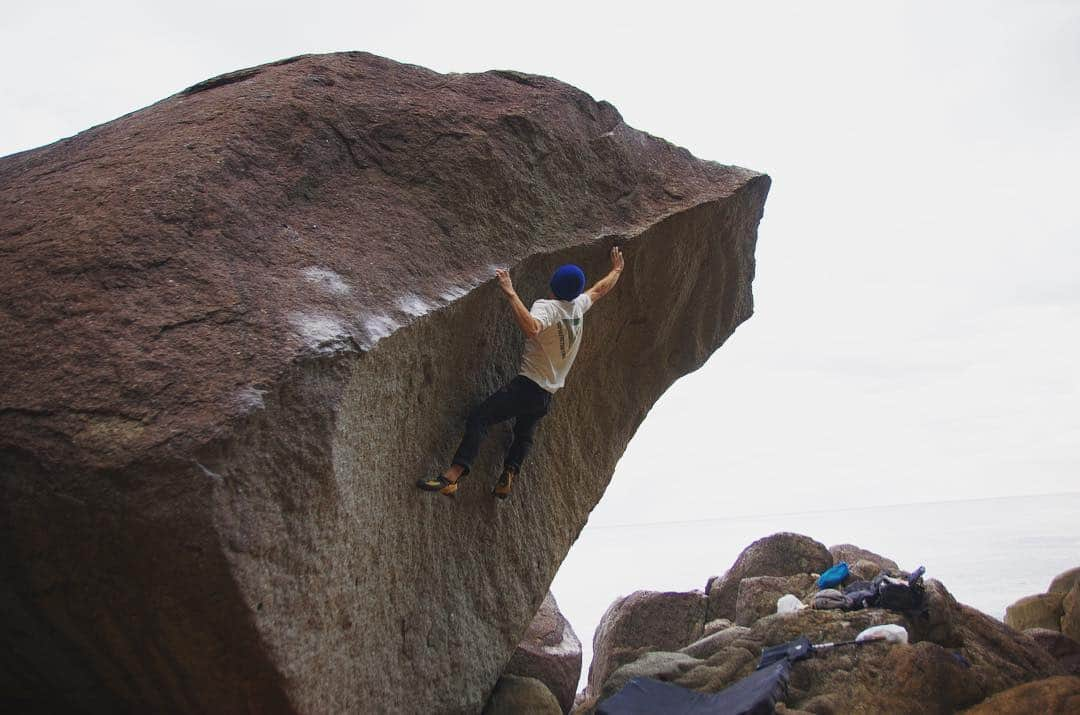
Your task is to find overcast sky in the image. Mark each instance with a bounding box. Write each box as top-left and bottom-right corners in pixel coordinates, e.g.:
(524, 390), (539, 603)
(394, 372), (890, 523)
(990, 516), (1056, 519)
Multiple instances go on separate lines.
(5, 0), (1078, 688)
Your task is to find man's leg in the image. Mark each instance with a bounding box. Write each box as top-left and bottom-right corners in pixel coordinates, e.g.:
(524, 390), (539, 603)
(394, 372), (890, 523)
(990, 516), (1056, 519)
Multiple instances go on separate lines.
(503, 411), (546, 476)
(447, 379), (527, 479)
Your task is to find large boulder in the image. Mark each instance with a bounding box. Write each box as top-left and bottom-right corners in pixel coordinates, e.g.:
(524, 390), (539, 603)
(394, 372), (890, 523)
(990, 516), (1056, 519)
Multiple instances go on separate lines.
(1005, 593), (1066, 632)
(584, 590), (708, 704)
(503, 592), (581, 714)
(734, 573), (816, 626)
(828, 543), (900, 573)
(706, 533), (833, 622)
(0, 52), (769, 713)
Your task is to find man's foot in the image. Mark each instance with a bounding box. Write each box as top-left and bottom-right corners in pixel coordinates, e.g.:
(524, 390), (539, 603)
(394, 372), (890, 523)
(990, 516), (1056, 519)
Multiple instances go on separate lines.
(493, 468), (515, 499)
(417, 475), (458, 496)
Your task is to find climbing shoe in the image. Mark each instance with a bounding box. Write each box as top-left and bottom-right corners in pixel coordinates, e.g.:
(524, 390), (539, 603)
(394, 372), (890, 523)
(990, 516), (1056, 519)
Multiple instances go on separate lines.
(417, 475), (458, 496)
(493, 468), (515, 499)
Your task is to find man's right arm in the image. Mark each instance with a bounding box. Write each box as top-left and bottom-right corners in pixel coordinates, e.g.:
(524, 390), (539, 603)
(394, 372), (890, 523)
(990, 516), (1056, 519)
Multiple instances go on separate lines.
(586, 246), (625, 304)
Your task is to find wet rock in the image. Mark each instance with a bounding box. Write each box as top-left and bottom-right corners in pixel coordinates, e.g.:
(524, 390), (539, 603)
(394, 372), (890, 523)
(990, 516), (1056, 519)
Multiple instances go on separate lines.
(0, 51), (768, 713)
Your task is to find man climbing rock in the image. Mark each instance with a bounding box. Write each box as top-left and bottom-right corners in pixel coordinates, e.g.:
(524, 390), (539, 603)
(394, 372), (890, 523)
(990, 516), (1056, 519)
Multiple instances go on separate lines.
(418, 246), (625, 499)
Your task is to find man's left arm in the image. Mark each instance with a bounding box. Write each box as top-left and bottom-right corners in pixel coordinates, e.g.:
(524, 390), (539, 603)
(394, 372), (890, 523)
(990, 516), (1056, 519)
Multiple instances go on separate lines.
(496, 269), (542, 338)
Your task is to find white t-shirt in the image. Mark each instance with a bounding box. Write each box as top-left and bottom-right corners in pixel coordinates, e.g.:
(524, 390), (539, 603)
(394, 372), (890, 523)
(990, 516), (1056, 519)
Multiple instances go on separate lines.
(519, 293), (593, 393)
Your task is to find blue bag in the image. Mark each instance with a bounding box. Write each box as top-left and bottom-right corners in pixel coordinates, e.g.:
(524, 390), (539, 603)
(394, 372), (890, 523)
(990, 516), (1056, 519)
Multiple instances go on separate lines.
(817, 562), (849, 589)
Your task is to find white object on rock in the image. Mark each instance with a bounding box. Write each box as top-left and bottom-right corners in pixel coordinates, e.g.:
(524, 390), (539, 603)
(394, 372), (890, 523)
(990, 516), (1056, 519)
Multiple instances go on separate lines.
(856, 624), (908, 644)
(776, 594), (807, 614)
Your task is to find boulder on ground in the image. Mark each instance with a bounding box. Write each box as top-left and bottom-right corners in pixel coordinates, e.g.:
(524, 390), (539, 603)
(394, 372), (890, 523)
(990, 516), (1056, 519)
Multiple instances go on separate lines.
(504, 592), (581, 714)
(1005, 593), (1066, 632)
(734, 574), (816, 626)
(707, 533), (832, 622)
(1024, 628), (1080, 675)
(703, 618), (732, 636)
(960, 675), (1080, 715)
(483, 675), (562, 715)
(600, 651), (701, 701)
(585, 590), (708, 703)
(1049, 568), (1080, 595)
(680, 625), (752, 659)
(0, 52), (768, 713)
(828, 544), (900, 573)
(581, 537), (1064, 715)
(1062, 584), (1080, 642)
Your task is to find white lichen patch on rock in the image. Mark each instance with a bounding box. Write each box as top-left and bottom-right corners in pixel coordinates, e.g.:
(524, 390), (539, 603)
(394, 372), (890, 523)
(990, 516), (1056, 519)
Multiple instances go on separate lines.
(301, 266), (351, 295)
(396, 293), (436, 317)
(361, 313), (400, 346)
(289, 311), (351, 353)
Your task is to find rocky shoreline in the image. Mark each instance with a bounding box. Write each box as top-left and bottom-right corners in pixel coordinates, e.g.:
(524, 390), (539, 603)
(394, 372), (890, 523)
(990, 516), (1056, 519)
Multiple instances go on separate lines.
(493, 533), (1080, 714)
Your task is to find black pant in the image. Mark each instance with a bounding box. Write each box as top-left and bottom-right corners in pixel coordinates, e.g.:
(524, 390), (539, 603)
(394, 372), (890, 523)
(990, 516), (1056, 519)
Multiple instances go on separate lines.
(451, 375), (552, 475)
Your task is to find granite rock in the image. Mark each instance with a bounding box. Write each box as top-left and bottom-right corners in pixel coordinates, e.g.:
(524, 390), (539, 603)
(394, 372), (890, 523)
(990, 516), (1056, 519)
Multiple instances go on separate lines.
(0, 52), (768, 713)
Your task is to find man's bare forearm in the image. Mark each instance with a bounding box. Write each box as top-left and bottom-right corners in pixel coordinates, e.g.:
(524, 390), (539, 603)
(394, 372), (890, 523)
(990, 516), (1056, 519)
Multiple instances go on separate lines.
(505, 290), (541, 337)
(495, 268), (541, 337)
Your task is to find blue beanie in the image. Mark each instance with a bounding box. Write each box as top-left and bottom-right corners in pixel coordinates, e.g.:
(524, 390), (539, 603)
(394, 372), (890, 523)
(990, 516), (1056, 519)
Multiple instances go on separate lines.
(550, 264), (586, 300)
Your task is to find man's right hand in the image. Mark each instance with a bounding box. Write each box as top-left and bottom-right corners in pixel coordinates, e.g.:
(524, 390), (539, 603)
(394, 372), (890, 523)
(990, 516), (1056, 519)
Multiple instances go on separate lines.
(495, 268), (516, 296)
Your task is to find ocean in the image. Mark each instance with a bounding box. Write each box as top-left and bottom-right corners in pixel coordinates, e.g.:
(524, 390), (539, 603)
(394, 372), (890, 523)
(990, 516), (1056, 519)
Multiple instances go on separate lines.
(551, 491), (1080, 690)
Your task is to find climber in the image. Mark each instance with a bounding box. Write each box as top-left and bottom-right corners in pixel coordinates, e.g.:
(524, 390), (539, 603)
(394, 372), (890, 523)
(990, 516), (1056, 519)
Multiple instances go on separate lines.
(417, 246), (625, 499)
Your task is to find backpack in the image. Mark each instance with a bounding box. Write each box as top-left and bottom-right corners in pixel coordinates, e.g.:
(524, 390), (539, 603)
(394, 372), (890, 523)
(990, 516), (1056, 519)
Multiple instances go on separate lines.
(873, 566), (926, 611)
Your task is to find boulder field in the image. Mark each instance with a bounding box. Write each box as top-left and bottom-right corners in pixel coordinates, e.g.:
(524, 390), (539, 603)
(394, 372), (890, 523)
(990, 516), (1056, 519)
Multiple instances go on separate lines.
(576, 533), (1073, 714)
(0, 52), (769, 713)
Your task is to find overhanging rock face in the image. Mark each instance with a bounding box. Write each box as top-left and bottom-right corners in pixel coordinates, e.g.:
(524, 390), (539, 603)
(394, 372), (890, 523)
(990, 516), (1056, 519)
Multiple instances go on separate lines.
(0, 52), (769, 713)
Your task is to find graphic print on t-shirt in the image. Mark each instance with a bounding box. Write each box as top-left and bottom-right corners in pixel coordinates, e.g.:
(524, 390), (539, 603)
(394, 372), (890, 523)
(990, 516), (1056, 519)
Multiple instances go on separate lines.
(555, 318), (582, 358)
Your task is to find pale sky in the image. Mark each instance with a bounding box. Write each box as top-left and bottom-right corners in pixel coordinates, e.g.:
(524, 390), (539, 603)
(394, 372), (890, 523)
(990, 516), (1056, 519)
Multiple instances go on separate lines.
(5, 0), (1078, 692)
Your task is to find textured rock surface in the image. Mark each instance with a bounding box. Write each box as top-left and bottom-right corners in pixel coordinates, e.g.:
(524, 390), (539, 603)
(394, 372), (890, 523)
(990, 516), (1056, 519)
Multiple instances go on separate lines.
(1025, 628), (1080, 675)
(483, 675), (562, 715)
(585, 590), (708, 704)
(583, 538), (1063, 715)
(734, 573), (816, 626)
(600, 651), (701, 701)
(706, 533), (833, 622)
(1049, 567), (1080, 595)
(0, 52), (769, 713)
(828, 543), (899, 573)
(1063, 584), (1080, 642)
(961, 675), (1080, 714)
(503, 592), (581, 714)
(1005, 593), (1066, 632)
